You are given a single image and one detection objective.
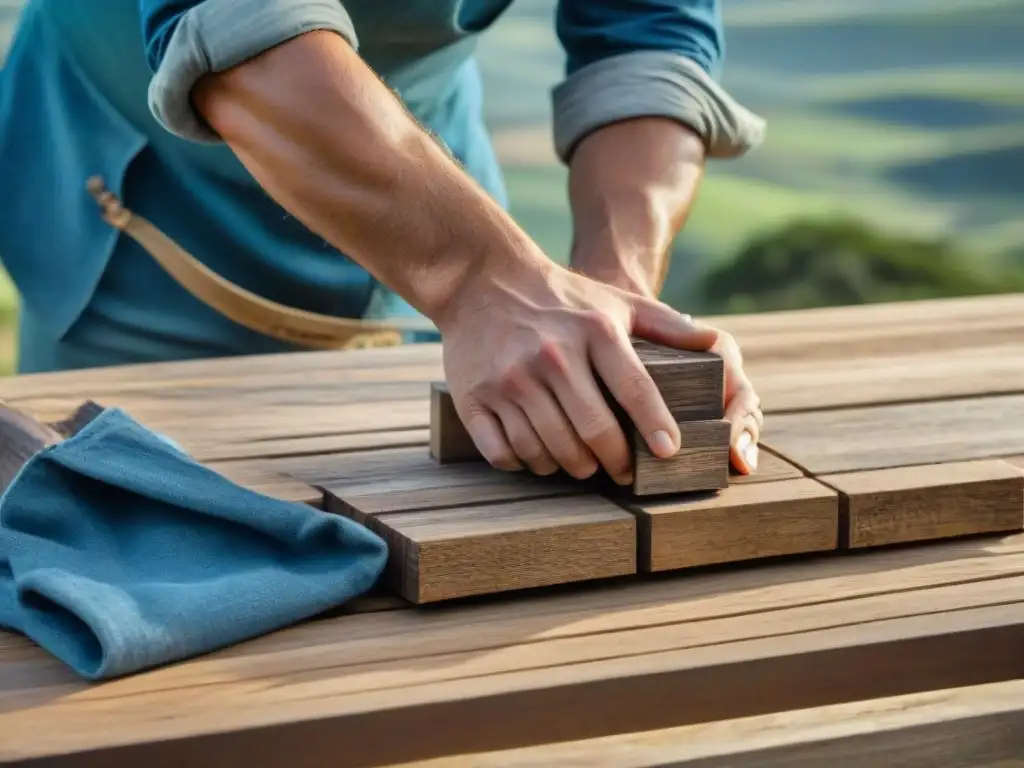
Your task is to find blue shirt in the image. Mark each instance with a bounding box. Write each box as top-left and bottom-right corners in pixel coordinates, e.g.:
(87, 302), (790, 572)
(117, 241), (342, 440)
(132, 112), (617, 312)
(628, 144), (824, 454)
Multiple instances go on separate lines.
(0, 0), (762, 373)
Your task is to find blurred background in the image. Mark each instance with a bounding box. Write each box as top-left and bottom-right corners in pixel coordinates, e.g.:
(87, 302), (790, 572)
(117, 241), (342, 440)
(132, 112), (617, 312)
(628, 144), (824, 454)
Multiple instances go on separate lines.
(2, 0), (1023, 373)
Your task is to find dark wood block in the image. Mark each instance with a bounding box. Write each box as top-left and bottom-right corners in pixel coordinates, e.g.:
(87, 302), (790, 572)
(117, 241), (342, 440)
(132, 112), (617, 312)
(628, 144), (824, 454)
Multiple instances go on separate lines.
(365, 495), (637, 603)
(819, 460), (1024, 549)
(0, 405), (63, 494)
(630, 478), (839, 571)
(429, 381), (480, 463)
(631, 419), (731, 497)
(630, 339), (724, 422)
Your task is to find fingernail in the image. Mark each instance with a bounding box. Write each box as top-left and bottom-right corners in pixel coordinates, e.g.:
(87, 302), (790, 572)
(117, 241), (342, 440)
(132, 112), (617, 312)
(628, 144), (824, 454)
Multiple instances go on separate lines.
(649, 429), (677, 458)
(745, 443), (759, 472)
(736, 431), (751, 455)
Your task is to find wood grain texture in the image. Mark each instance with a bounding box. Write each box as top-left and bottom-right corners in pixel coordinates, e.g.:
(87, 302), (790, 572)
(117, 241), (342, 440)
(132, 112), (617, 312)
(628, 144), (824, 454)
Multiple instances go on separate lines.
(411, 680), (1024, 768)
(5, 580), (1024, 765)
(750, 344), (1024, 413)
(764, 394), (1024, 474)
(366, 496), (637, 603)
(630, 340), (724, 422)
(0, 405), (61, 494)
(819, 460), (1024, 549)
(429, 381), (480, 463)
(729, 447), (805, 485)
(5, 534), (1024, 764)
(630, 418), (730, 496)
(207, 460), (325, 508)
(629, 478), (839, 571)
(305, 447), (579, 520)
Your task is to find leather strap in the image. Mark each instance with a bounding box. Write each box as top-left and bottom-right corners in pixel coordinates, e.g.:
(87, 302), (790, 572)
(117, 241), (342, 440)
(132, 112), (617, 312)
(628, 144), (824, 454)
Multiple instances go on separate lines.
(86, 176), (438, 350)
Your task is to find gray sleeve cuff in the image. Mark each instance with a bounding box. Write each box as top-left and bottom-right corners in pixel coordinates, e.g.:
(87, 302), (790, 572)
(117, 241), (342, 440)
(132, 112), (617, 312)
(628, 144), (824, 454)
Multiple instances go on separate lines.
(552, 50), (766, 163)
(147, 0), (359, 143)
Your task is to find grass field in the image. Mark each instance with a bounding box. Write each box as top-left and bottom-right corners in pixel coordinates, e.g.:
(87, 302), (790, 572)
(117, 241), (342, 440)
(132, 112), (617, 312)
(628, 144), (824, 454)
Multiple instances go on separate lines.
(1, 0), (1022, 371)
(477, 0), (1024, 303)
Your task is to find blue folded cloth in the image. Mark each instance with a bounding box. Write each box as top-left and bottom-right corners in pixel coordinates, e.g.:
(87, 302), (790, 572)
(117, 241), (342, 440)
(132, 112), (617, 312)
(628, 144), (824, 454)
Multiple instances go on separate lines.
(0, 407), (388, 680)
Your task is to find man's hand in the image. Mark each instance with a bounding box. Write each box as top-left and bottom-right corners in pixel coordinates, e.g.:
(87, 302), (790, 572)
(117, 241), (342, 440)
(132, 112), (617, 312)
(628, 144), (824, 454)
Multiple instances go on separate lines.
(438, 262), (719, 485)
(566, 117), (761, 474)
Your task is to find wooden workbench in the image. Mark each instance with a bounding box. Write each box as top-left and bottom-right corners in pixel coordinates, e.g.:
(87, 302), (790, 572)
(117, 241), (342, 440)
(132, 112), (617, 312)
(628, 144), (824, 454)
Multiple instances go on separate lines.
(2, 293), (1024, 766)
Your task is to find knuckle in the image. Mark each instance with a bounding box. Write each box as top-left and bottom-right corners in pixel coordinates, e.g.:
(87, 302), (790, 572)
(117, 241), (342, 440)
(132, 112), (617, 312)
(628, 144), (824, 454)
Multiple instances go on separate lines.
(494, 365), (528, 399)
(535, 338), (572, 377)
(581, 310), (619, 341)
(617, 372), (656, 410)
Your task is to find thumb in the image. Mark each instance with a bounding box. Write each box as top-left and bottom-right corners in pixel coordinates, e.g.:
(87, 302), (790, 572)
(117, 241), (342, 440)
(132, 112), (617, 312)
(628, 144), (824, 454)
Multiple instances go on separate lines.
(631, 298), (719, 351)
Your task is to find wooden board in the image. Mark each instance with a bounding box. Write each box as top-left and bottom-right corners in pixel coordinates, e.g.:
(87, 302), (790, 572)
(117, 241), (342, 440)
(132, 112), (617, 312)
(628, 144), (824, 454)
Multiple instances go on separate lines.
(409, 680), (1024, 767)
(764, 394), (1024, 474)
(356, 496), (637, 603)
(728, 447), (805, 484)
(307, 447), (580, 519)
(630, 418), (730, 496)
(207, 460), (325, 508)
(626, 478), (839, 571)
(5, 536), (1024, 766)
(818, 460), (1024, 549)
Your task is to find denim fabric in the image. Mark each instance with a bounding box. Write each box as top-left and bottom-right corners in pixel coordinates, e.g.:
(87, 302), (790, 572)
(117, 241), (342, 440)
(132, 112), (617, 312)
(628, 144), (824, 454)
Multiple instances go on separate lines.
(0, 408), (388, 679)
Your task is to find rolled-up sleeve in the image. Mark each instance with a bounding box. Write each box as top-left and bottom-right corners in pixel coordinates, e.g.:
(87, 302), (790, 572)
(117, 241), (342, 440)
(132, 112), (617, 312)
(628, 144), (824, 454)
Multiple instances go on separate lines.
(139, 0), (359, 143)
(552, 0), (766, 162)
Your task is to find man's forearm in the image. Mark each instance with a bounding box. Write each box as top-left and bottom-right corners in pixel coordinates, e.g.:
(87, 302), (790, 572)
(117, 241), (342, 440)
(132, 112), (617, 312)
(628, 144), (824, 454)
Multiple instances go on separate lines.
(191, 30), (552, 324)
(567, 117), (707, 298)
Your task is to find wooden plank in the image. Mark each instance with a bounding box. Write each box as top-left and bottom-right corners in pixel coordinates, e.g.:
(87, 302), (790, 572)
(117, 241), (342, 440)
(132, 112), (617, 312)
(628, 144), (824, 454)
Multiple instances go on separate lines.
(409, 680), (1024, 767)
(728, 447), (804, 484)
(626, 478), (838, 571)
(710, 293), (1024, 364)
(818, 460), (1024, 549)
(364, 496), (637, 603)
(5, 581), (1024, 766)
(6, 533), (1022, 710)
(207, 460), (325, 508)
(630, 418), (730, 496)
(186, 427), (430, 463)
(306, 447), (580, 518)
(764, 394), (1024, 475)
(749, 343), (1024, 413)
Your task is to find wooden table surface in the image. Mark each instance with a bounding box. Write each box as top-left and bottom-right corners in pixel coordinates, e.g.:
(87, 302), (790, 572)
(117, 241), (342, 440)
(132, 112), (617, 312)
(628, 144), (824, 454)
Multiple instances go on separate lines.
(2, 293), (1024, 767)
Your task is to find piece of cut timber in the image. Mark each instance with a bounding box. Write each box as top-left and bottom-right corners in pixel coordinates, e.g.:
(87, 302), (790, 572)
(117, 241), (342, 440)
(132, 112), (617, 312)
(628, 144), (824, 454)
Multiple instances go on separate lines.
(429, 339), (724, 464)
(207, 460), (324, 508)
(361, 496), (636, 603)
(764, 394), (1024, 474)
(728, 447), (804, 485)
(630, 418), (731, 496)
(817, 460), (1024, 549)
(429, 381), (479, 463)
(628, 478), (838, 571)
(628, 339), (724, 422)
(305, 446), (579, 519)
(412, 679), (1024, 768)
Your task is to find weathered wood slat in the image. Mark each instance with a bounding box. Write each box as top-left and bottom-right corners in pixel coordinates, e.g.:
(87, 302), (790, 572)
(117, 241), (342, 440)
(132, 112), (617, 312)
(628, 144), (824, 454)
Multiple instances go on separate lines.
(625, 477), (839, 572)
(818, 460), (1024, 549)
(410, 680), (1024, 768)
(764, 394), (1024, 475)
(360, 496), (637, 603)
(307, 447), (580, 518)
(4, 579), (1024, 765)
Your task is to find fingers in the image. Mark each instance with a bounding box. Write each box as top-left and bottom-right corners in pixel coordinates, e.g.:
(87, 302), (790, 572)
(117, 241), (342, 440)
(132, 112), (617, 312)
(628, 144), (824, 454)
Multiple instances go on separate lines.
(542, 346), (633, 485)
(459, 398), (523, 472)
(490, 402), (560, 476)
(585, 313), (679, 462)
(509, 378), (600, 481)
(725, 385), (762, 475)
(631, 298), (719, 351)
